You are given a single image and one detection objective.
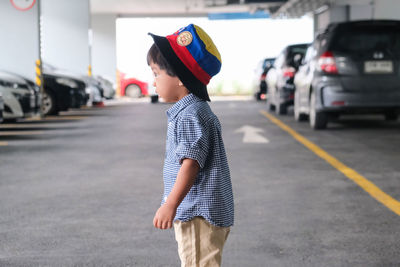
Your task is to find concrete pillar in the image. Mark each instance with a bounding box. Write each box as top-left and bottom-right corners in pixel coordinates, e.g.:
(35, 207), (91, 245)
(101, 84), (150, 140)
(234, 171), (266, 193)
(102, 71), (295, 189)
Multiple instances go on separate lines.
(41, 0), (90, 75)
(0, 1), (39, 81)
(91, 14), (117, 83)
(314, 5), (348, 34)
(350, 4), (373, 20)
(373, 0), (400, 20)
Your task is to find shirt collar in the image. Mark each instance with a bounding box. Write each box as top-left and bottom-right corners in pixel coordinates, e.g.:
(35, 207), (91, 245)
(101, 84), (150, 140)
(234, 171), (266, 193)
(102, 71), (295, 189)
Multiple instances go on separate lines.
(166, 93), (203, 121)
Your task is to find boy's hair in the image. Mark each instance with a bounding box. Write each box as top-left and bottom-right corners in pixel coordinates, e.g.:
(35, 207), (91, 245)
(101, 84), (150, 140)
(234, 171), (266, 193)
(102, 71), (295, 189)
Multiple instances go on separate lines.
(147, 44), (176, 77)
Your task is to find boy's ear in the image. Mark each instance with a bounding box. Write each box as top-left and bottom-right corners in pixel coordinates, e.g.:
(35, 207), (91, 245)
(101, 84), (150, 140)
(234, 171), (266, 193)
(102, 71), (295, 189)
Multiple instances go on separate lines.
(178, 80), (184, 86)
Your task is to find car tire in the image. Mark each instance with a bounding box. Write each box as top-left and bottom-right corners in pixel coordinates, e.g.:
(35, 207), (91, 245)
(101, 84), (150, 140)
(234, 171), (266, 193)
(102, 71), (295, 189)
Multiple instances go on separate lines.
(125, 84), (142, 98)
(294, 91), (308, 122)
(275, 90), (287, 115)
(42, 90), (58, 116)
(151, 95), (159, 103)
(384, 112), (398, 121)
(309, 91), (327, 130)
(266, 96), (275, 111)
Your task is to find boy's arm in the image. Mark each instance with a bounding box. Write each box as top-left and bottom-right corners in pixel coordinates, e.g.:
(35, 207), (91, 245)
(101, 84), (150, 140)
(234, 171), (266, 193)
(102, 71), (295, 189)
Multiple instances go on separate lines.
(153, 158), (200, 230)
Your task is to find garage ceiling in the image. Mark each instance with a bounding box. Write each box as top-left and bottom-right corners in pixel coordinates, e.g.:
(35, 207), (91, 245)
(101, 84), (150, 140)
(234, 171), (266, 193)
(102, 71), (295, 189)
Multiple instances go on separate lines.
(90, 0), (290, 17)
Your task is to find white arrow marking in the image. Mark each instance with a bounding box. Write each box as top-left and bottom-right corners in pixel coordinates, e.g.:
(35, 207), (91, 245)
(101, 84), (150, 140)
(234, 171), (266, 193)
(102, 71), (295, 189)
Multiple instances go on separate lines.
(235, 125), (269, 143)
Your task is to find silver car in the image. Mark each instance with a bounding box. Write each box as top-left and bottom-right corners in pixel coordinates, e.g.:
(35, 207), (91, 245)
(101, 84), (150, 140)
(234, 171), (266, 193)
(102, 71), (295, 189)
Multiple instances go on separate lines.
(0, 71), (38, 121)
(294, 20), (400, 129)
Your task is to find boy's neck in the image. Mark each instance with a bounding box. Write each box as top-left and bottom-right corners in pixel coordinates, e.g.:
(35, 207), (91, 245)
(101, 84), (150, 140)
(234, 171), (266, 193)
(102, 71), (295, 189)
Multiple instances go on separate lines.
(175, 88), (190, 102)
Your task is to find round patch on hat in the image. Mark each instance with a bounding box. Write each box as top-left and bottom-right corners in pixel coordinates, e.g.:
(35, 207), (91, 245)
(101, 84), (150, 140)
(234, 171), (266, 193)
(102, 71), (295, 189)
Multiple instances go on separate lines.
(177, 31), (193, 46)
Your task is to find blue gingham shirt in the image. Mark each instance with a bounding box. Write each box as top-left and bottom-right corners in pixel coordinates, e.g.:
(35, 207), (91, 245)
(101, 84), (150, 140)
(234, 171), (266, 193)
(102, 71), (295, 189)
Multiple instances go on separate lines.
(162, 94), (234, 227)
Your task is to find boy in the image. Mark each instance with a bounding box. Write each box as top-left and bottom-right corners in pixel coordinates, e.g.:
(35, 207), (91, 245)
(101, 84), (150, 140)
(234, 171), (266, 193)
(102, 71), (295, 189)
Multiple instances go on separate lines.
(147, 24), (234, 267)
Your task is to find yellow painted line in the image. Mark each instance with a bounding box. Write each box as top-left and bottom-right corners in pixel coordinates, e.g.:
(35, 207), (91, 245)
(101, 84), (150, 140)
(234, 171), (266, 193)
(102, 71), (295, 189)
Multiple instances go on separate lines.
(0, 141), (8, 146)
(0, 131), (45, 136)
(260, 110), (400, 216)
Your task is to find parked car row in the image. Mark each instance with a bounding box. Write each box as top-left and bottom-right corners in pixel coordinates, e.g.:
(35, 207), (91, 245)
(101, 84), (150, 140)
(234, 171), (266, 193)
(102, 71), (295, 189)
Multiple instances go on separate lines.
(0, 65), (117, 122)
(265, 20), (400, 129)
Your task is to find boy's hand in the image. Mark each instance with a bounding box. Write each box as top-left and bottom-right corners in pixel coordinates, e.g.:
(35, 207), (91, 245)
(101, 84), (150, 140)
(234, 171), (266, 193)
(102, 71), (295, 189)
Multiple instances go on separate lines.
(153, 202), (176, 229)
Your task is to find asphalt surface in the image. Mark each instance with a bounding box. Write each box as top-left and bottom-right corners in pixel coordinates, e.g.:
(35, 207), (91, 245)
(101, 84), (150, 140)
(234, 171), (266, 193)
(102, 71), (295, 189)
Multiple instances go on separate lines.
(1, 98), (400, 267)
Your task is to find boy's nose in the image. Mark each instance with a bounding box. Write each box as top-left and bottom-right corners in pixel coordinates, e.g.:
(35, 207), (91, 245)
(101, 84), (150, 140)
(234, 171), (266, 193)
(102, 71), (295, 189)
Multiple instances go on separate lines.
(152, 80), (156, 87)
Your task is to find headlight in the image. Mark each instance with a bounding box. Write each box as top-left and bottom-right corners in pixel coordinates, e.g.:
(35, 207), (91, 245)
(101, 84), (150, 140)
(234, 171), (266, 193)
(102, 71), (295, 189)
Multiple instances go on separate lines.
(55, 78), (78, 88)
(0, 80), (21, 89)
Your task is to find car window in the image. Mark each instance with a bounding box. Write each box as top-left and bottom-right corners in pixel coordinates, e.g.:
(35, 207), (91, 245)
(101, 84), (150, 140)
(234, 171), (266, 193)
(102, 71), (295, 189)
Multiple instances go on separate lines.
(263, 59), (275, 70)
(330, 24), (400, 55)
(286, 45), (308, 66)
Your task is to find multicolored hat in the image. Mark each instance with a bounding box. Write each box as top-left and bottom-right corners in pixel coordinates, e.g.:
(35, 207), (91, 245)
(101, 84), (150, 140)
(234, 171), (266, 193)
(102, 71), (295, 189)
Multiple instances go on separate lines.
(149, 24), (222, 101)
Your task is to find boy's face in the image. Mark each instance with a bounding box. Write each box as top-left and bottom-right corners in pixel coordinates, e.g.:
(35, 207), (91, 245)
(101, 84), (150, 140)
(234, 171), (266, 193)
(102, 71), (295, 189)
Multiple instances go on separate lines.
(150, 62), (188, 103)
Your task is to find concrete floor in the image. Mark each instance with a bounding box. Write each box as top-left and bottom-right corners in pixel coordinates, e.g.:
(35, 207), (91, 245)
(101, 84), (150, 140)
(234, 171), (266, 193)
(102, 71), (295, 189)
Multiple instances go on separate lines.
(1, 98), (400, 266)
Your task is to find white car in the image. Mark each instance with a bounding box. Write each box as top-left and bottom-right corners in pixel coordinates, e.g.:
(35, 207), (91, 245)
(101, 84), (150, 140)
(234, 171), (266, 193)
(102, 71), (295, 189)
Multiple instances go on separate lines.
(95, 75), (115, 99)
(0, 71), (37, 121)
(0, 92), (4, 123)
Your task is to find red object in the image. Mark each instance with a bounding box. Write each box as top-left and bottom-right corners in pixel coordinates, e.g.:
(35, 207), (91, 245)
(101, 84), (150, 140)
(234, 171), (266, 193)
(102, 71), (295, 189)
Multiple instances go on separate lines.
(260, 73), (267, 81)
(283, 67), (295, 78)
(119, 72), (149, 96)
(318, 51), (338, 74)
(332, 101), (345, 106)
(10, 0), (36, 11)
(94, 101), (105, 107)
(167, 36), (211, 85)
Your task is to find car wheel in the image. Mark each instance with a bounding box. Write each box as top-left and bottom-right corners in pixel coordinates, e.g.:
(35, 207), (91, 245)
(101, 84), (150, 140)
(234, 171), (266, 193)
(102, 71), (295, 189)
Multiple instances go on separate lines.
(125, 84), (142, 98)
(384, 112), (398, 121)
(294, 91), (308, 122)
(309, 91), (327, 130)
(275, 90), (287, 115)
(151, 95), (159, 103)
(42, 90), (58, 115)
(266, 96), (275, 111)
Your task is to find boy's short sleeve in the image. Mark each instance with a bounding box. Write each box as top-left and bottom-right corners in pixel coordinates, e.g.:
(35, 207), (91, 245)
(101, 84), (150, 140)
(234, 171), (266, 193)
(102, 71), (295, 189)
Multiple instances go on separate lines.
(175, 116), (209, 169)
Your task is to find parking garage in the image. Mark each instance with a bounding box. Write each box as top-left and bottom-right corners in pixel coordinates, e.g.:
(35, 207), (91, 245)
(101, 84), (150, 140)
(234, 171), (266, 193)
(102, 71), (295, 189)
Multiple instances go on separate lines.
(1, 0), (400, 266)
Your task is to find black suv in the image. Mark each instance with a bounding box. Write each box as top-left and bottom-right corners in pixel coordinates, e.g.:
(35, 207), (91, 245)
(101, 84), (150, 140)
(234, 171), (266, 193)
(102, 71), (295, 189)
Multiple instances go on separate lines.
(266, 43), (309, 114)
(294, 20), (400, 129)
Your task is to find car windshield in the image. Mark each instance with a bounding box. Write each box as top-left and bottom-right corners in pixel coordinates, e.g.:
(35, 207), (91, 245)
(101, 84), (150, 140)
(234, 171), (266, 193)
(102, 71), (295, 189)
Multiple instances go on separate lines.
(262, 59), (275, 69)
(286, 45), (308, 66)
(331, 24), (400, 56)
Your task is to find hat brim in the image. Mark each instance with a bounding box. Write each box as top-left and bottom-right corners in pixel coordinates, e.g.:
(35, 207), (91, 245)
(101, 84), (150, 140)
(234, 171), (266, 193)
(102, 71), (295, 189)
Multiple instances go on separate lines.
(149, 33), (211, 102)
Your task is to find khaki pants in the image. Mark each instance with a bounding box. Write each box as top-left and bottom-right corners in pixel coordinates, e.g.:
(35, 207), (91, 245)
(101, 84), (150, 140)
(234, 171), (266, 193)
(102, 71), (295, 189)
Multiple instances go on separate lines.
(174, 217), (230, 267)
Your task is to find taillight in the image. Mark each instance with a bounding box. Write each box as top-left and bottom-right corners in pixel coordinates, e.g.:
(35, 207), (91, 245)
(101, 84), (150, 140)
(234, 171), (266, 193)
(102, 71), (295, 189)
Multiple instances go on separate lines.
(260, 73), (266, 81)
(331, 101), (345, 106)
(318, 51), (338, 74)
(283, 67), (295, 78)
